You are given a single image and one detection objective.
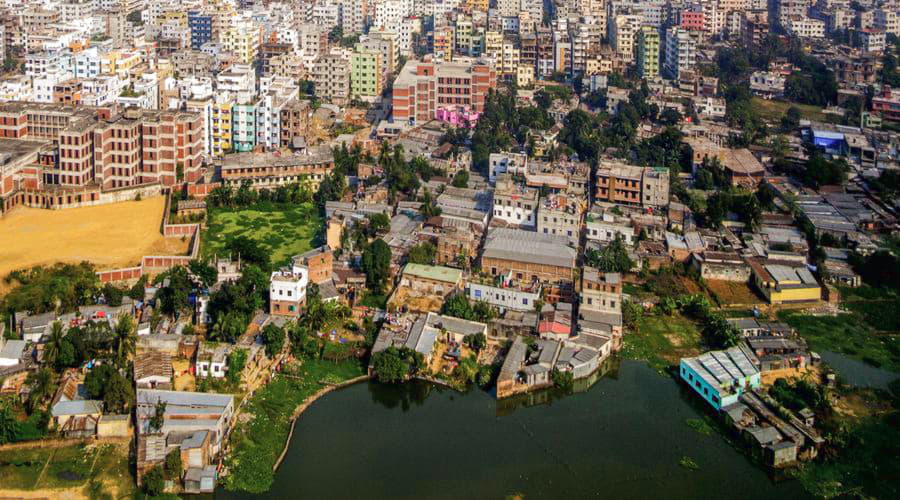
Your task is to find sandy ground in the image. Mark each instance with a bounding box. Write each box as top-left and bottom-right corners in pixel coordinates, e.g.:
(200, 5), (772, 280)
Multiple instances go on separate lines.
(0, 196), (189, 280)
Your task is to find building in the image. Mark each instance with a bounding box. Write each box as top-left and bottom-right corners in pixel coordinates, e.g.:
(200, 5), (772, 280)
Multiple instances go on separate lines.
(492, 174), (538, 228)
(481, 227), (577, 287)
(595, 161), (670, 208)
(269, 263), (309, 317)
(392, 57), (497, 126)
(680, 347), (761, 410)
(292, 246), (334, 284)
(537, 192), (584, 246)
(351, 45), (383, 100)
(219, 147), (334, 191)
(465, 272), (542, 312)
(636, 26), (660, 79)
(313, 51), (351, 105)
(398, 263), (463, 298)
(663, 27), (698, 79)
(136, 389), (234, 456)
(748, 260), (821, 304)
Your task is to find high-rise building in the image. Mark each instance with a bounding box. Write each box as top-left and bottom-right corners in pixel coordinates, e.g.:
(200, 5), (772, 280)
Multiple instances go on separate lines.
(663, 26), (697, 80)
(636, 26), (660, 79)
(392, 57), (497, 126)
(351, 45), (383, 99)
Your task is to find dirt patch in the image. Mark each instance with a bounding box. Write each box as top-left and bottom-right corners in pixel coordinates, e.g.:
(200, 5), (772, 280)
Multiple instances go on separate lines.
(0, 197), (189, 280)
(706, 280), (765, 306)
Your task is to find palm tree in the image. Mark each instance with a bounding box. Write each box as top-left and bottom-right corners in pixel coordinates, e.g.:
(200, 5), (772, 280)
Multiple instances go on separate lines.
(113, 315), (137, 365)
(26, 368), (56, 413)
(44, 321), (65, 368)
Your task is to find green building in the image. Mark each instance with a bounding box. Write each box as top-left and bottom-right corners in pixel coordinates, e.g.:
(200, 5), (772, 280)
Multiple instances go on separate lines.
(636, 26), (660, 80)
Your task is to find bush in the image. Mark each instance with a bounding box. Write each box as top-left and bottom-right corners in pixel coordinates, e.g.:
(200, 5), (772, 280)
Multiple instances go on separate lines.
(143, 465), (165, 495)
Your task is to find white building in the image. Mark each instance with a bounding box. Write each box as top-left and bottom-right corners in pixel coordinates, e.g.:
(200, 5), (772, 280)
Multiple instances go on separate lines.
(786, 17), (825, 39)
(664, 26), (698, 79)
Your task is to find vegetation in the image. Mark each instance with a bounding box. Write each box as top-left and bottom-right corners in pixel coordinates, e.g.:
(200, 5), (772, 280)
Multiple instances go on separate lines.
(0, 441), (133, 495)
(440, 293), (497, 323)
(2, 262), (100, 316)
(621, 313), (703, 373)
(584, 236), (634, 272)
(780, 310), (899, 372)
(371, 347), (423, 383)
(361, 239), (391, 294)
(406, 242), (436, 265)
(225, 359), (365, 493)
(202, 201), (321, 269)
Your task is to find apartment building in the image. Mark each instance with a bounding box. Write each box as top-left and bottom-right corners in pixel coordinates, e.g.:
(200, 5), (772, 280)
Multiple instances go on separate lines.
(636, 26), (660, 79)
(595, 161), (670, 208)
(537, 192), (585, 246)
(492, 174), (538, 228)
(664, 26), (698, 79)
(312, 51), (351, 105)
(391, 57), (497, 126)
(351, 45), (383, 100)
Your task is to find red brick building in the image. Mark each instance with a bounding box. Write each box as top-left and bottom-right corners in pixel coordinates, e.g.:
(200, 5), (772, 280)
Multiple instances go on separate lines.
(391, 56), (497, 126)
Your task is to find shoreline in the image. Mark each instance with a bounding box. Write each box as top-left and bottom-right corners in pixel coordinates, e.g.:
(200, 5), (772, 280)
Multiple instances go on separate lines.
(271, 374), (372, 472)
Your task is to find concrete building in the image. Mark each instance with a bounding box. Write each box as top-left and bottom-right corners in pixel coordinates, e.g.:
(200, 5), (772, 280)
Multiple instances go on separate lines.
(680, 347), (761, 410)
(595, 161), (670, 208)
(664, 26), (698, 79)
(636, 26), (660, 79)
(269, 264), (309, 318)
(481, 227), (577, 286)
(492, 174), (538, 228)
(351, 45), (383, 100)
(391, 57), (497, 126)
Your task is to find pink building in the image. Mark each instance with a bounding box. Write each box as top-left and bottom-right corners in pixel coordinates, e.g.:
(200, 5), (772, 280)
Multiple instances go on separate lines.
(436, 107), (481, 128)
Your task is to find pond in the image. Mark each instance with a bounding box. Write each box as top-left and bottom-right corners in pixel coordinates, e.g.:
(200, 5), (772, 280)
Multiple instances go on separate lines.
(220, 361), (808, 499)
(819, 350), (899, 390)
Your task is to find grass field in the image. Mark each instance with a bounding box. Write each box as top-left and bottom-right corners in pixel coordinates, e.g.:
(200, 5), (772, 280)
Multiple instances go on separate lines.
(622, 313), (703, 373)
(0, 440), (133, 498)
(752, 98), (826, 123)
(202, 203), (322, 268)
(0, 197), (187, 282)
(779, 310), (900, 372)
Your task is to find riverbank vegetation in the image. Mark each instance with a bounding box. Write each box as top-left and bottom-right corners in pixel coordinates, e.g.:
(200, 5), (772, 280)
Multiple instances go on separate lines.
(223, 358), (365, 494)
(779, 310), (899, 372)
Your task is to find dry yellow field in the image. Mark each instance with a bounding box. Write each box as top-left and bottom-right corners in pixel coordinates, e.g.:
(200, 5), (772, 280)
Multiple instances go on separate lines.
(0, 196), (189, 279)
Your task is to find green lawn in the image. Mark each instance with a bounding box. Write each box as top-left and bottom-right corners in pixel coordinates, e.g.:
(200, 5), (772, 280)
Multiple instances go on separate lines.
(752, 98), (826, 123)
(621, 313), (703, 373)
(779, 310), (900, 372)
(202, 203), (322, 268)
(224, 358), (366, 494)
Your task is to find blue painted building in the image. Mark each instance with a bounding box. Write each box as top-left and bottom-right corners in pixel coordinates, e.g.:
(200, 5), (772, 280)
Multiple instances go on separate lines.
(679, 347), (761, 411)
(810, 129), (846, 155)
(188, 12), (213, 50)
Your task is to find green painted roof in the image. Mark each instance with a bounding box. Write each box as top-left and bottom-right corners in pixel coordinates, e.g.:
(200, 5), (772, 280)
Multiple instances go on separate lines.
(402, 263), (462, 284)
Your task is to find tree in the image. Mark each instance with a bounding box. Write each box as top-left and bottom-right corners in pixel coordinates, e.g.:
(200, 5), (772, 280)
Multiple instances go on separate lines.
(261, 323), (285, 358)
(85, 364), (115, 399)
(143, 465), (165, 496)
(149, 400), (167, 433)
(451, 170), (469, 188)
(371, 347), (409, 383)
(112, 315), (136, 366)
(188, 259), (218, 287)
(454, 355), (479, 384)
(407, 242), (436, 265)
(781, 106), (802, 131)
(551, 368), (574, 391)
(659, 108), (682, 126)
(26, 369), (56, 413)
(463, 333), (487, 351)
(419, 189), (442, 217)
(44, 321), (66, 368)
(227, 236), (270, 272)
(102, 370), (134, 414)
(0, 403), (16, 444)
(155, 266), (192, 316)
(584, 236), (634, 272)
(366, 213), (391, 236)
(165, 449), (183, 480)
(361, 239), (391, 293)
(227, 348), (247, 384)
(101, 283), (124, 307)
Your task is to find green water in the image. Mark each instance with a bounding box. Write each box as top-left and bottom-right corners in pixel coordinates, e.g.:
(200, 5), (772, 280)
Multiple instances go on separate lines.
(221, 360), (807, 499)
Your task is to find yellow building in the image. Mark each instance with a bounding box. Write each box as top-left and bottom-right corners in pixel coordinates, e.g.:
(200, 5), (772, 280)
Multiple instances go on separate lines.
(222, 22), (259, 65)
(749, 260), (822, 304)
(516, 64), (534, 88)
(100, 51), (142, 78)
(211, 94), (234, 159)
